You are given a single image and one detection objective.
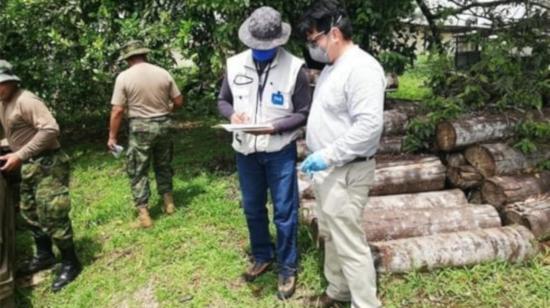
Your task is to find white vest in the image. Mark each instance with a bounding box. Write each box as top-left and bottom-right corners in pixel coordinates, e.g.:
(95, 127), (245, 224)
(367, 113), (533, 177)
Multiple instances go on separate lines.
(227, 48), (305, 155)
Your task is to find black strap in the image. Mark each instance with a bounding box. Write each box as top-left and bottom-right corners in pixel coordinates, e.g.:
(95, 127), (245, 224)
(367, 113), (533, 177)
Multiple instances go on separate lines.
(256, 62), (272, 103)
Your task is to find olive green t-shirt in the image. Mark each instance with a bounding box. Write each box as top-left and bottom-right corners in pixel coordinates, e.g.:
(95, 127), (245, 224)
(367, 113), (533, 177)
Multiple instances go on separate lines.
(111, 62), (181, 119)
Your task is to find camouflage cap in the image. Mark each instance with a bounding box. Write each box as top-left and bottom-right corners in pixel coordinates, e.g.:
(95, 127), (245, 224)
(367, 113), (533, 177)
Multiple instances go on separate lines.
(0, 60), (21, 84)
(118, 40), (151, 62)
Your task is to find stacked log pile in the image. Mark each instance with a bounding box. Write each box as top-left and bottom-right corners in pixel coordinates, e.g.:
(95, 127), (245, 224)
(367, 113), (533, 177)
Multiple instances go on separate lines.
(296, 98), (546, 274)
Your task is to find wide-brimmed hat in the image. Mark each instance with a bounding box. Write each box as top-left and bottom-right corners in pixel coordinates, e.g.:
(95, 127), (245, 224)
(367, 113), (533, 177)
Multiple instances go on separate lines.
(118, 40), (151, 62)
(238, 6), (291, 50)
(0, 60), (20, 84)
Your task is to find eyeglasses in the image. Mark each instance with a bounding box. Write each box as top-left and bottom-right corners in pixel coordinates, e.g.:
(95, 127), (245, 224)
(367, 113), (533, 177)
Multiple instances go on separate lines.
(305, 15), (343, 48)
(306, 31), (326, 48)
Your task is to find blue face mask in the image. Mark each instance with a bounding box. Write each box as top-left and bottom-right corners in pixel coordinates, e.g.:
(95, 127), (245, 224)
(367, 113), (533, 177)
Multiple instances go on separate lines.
(252, 48), (278, 62)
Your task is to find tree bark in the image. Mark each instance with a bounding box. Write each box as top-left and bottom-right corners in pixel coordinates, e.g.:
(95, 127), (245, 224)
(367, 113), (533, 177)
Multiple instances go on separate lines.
(377, 135), (405, 155)
(383, 109), (409, 136)
(415, 0), (444, 51)
(447, 165), (483, 189)
(436, 114), (521, 151)
(372, 156), (447, 196)
(437, 110), (550, 151)
(363, 205), (501, 242)
(504, 195), (550, 240)
(372, 225), (539, 273)
(481, 171), (550, 208)
(465, 143), (550, 177)
(301, 189), (471, 227)
(367, 189), (468, 210)
(384, 99), (421, 116)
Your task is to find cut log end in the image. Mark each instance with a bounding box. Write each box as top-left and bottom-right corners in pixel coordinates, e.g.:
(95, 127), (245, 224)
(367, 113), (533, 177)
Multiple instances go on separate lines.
(465, 145), (496, 177)
(481, 180), (506, 207)
(447, 165), (483, 189)
(436, 121), (457, 151)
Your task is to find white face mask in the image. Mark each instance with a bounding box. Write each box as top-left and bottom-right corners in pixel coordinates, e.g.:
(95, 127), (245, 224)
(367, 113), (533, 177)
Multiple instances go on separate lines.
(308, 44), (330, 64)
(307, 30), (335, 64)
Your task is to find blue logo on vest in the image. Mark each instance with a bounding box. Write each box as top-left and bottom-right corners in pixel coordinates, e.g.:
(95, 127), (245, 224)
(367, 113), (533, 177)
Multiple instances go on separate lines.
(272, 92), (284, 106)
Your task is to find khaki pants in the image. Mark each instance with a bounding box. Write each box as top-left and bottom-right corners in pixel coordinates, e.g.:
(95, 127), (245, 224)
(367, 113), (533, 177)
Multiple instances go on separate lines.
(313, 159), (381, 308)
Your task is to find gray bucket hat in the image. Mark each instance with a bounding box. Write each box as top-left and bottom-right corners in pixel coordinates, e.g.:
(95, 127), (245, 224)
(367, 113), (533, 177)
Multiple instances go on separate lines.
(0, 60), (21, 84)
(118, 40), (151, 62)
(238, 6), (291, 50)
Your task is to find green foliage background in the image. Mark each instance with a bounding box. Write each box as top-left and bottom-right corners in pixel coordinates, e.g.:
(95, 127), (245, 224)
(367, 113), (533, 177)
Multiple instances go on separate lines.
(402, 11), (550, 153)
(0, 0), (416, 125)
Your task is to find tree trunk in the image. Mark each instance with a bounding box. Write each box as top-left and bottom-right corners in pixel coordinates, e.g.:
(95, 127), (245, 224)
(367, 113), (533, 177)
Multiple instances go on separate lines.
(363, 205), (501, 241)
(465, 143), (550, 177)
(372, 225), (539, 273)
(436, 110), (550, 151)
(377, 135), (405, 155)
(384, 99), (421, 116)
(372, 156), (446, 196)
(301, 189), (471, 227)
(481, 171), (550, 208)
(447, 165), (483, 189)
(383, 109), (409, 136)
(367, 189), (468, 210)
(414, 0), (444, 51)
(504, 195), (550, 240)
(436, 114), (520, 151)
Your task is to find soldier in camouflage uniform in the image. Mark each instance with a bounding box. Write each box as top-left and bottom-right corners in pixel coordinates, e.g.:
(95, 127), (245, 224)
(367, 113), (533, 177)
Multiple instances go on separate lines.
(0, 60), (82, 292)
(0, 163), (16, 307)
(108, 41), (183, 228)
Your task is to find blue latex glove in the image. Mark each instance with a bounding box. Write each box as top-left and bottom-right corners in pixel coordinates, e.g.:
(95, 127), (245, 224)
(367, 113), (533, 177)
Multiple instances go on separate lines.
(301, 152), (329, 176)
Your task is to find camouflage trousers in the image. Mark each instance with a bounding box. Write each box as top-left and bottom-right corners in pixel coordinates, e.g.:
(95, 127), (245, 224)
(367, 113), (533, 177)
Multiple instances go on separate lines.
(19, 149), (74, 250)
(127, 116), (174, 207)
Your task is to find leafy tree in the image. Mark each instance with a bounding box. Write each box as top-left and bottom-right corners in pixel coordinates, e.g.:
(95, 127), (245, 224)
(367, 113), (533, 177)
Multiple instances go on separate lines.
(0, 0), (416, 126)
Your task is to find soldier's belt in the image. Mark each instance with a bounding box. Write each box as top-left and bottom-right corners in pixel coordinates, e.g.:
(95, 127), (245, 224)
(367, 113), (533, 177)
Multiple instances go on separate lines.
(129, 115), (171, 123)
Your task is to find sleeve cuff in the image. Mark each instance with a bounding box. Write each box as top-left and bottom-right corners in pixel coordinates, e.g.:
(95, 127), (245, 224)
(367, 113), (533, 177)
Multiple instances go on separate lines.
(14, 150), (29, 162)
(319, 147), (337, 167)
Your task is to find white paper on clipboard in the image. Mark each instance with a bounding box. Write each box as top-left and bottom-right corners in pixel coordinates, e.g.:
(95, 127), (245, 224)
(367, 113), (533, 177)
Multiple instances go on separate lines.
(213, 123), (273, 132)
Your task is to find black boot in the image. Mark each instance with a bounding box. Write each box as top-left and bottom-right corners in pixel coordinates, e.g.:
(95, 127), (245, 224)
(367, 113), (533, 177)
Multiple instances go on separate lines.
(51, 243), (82, 292)
(17, 234), (57, 277)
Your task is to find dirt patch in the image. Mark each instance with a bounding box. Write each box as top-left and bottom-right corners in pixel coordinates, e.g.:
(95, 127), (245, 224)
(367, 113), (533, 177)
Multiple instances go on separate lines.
(116, 280), (159, 308)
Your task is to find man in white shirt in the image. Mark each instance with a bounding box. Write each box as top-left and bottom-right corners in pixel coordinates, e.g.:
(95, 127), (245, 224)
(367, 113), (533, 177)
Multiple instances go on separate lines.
(298, 1), (385, 307)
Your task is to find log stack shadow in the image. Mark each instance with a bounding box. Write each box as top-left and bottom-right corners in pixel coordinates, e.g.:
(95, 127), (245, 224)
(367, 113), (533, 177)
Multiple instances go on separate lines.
(297, 98), (548, 274)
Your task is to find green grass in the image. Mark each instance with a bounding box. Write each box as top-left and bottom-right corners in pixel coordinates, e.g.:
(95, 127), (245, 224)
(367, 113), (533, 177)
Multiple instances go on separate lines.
(387, 55), (432, 101)
(14, 118), (549, 307)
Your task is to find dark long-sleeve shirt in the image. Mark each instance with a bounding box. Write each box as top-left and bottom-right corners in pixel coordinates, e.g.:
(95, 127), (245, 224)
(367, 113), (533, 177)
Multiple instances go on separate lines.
(217, 67), (312, 133)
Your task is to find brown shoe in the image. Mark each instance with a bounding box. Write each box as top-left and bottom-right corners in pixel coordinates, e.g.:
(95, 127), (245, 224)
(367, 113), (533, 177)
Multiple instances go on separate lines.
(277, 275), (296, 300)
(137, 207), (153, 228)
(307, 293), (348, 308)
(163, 192), (176, 215)
(242, 261), (272, 282)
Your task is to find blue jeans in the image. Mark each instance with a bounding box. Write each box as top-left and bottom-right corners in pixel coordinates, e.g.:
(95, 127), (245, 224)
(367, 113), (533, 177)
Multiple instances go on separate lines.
(236, 142), (299, 278)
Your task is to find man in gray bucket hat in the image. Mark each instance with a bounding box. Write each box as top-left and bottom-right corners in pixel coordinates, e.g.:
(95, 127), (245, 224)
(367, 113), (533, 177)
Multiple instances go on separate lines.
(218, 6), (312, 300)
